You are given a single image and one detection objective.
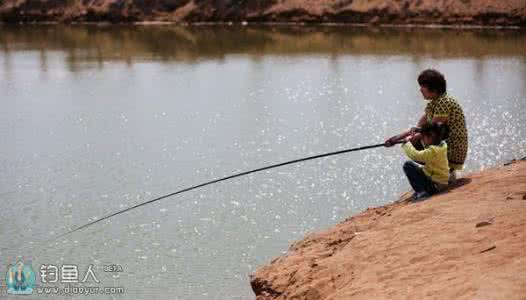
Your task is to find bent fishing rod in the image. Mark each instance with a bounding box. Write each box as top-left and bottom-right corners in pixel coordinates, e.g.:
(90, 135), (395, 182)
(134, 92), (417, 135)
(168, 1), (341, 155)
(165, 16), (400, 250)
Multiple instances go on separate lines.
(55, 141), (402, 240)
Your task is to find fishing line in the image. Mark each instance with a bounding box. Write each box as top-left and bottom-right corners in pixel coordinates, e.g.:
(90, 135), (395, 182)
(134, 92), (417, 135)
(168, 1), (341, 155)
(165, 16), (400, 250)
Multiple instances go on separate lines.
(54, 141), (399, 240)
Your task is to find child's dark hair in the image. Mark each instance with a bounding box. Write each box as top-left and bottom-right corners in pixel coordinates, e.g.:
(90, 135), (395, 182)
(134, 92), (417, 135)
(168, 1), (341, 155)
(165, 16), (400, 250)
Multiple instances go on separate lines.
(420, 122), (448, 145)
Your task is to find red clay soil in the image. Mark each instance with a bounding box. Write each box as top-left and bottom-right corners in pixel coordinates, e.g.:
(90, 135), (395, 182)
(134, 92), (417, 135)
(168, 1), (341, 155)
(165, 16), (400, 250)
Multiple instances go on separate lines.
(250, 160), (526, 299)
(1, 0), (525, 26)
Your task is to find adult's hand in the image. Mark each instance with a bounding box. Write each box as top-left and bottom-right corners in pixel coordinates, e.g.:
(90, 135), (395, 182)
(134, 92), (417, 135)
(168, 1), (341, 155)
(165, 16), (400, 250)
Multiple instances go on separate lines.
(384, 136), (398, 147)
(410, 126), (420, 134)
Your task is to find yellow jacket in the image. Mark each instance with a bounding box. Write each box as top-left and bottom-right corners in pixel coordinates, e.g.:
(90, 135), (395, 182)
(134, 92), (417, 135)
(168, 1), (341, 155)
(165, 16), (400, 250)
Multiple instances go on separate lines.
(402, 141), (449, 185)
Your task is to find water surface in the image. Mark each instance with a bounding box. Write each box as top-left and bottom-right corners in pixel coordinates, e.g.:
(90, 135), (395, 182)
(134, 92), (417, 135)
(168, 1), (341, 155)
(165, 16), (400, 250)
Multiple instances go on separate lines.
(1, 25), (525, 299)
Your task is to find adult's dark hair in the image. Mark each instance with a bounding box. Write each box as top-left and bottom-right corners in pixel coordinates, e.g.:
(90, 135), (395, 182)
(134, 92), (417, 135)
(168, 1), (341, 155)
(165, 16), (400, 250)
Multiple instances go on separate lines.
(420, 122), (448, 145)
(417, 69), (446, 95)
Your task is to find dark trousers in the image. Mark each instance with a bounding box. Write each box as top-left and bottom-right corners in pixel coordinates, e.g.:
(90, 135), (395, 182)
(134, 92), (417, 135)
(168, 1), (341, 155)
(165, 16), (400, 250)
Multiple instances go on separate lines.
(403, 161), (438, 195)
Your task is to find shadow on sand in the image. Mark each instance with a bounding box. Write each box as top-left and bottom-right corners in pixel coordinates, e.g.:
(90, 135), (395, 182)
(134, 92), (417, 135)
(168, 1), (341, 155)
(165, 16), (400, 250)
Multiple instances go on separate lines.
(398, 177), (473, 203)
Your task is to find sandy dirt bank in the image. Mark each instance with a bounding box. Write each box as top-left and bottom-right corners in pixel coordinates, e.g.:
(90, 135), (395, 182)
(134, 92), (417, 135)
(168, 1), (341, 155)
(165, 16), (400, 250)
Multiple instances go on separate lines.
(250, 159), (526, 299)
(1, 0), (525, 27)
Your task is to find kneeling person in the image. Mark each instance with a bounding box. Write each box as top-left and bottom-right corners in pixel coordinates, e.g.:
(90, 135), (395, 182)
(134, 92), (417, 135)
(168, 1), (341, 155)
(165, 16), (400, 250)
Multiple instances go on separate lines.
(402, 123), (449, 202)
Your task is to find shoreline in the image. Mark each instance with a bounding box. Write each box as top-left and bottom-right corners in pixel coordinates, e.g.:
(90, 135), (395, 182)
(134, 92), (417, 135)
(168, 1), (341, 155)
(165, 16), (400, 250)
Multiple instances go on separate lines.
(250, 159), (526, 299)
(1, 1), (525, 28)
(0, 21), (523, 30)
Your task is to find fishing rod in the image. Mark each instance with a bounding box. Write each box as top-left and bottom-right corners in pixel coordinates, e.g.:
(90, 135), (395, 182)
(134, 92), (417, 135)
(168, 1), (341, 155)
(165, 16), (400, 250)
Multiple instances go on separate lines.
(55, 141), (401, 240)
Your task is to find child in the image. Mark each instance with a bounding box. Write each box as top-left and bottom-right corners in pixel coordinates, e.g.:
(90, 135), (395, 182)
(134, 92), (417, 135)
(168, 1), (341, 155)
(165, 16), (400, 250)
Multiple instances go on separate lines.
(402, 122), (449, 202)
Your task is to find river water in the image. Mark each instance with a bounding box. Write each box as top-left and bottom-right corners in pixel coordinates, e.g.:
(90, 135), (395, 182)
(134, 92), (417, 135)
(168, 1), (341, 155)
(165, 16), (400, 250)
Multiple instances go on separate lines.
(1, 25), (525, 299)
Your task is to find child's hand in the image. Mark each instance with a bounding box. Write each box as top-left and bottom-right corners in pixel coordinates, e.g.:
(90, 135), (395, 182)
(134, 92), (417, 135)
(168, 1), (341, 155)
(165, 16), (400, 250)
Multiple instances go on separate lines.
(404, 136), (412, 143)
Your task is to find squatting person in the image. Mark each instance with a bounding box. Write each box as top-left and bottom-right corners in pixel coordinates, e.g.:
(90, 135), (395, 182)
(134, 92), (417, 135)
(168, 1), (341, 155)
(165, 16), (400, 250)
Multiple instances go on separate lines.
(386, 69), (468, 183)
